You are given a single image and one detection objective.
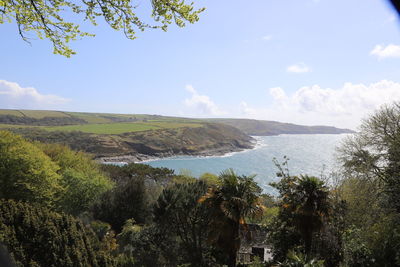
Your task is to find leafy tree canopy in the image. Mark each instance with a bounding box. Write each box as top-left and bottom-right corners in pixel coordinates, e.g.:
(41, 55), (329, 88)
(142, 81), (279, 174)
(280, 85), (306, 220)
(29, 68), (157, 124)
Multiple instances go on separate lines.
(39, 143), (114, 215)
(1, 0), (204, 56)
(153, 180), (215, 267)
(0, 130), (62, 206)
(338, 102), (400, 213)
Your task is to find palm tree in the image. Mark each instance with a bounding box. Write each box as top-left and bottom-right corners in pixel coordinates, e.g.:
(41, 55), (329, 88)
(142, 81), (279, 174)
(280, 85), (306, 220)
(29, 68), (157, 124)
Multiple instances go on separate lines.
(292, 176), (330, 257)
(199, 169), (264, 267)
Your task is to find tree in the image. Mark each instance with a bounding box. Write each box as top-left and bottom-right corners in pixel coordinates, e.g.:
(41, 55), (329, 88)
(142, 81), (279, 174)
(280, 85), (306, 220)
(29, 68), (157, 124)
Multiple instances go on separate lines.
(39, 143), (114, 215)
(338, 102), (400, 213)
(93, 163), (167, 232)
(0, 131), (62, 207)
(290, 176), (330, 256)
(269, 163), (331, 262)
(92, 176), (152, 232)
(1, 0), (204, 57)
(199, 169), (264, 267)
(338, 101), (400, 266)
(153, 180), (215, 267)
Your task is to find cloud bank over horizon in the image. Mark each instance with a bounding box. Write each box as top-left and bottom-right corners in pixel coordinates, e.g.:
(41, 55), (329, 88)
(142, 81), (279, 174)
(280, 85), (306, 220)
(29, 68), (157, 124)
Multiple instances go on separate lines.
(239, 80), (400, 130)
(0, 80), (69, 110)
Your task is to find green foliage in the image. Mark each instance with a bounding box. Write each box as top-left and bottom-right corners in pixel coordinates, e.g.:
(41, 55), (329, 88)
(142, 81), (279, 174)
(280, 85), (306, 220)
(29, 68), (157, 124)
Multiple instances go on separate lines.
(247, 256), (264, 267)
(117, 223), (170, 267)
(0, 130), (113, 215)
(39, 143), (114, 215)
(338, 102), (400, 266)
(280, 250), (324, 267)
(153, 180), (216, 266)
(93, 163), (169, 232)
(339, 102), (400, 212)
(342, 227), (374, 267)
(173, 169), (197, 184)
(0, 131), (62, 206)
(0, 199), (114, 267)
(200, 169), (264, 267)
(1, 0), (204, 56)
(269, 161), (333, 263)
(199, 172), (220, 185)
(0, 114), (87, 125)
(271, 174), (330, 256)
(338, 174), (400, 267)
(92, 176), (152, 232)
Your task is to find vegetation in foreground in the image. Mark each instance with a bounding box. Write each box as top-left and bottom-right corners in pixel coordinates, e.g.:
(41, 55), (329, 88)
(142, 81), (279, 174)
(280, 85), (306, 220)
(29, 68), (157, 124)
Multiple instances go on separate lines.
(1, 102), (400, 266)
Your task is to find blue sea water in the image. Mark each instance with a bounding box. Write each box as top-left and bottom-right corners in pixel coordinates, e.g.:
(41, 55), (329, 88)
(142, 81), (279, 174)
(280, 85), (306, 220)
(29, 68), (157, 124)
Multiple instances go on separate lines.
(146, 134), (350, 194)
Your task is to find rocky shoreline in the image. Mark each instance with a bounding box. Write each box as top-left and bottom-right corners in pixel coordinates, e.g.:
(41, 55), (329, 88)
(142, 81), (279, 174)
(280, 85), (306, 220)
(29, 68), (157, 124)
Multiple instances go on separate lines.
(97, 140), (258, 164)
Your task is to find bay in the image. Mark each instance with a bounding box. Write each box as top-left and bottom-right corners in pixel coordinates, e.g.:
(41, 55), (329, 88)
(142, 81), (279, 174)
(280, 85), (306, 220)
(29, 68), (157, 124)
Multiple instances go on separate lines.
(146, 134), (350, 194)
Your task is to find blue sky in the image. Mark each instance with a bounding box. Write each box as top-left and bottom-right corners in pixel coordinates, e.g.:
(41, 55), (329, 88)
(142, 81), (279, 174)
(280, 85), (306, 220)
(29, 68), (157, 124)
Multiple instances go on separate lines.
(1, 0), (400, 129)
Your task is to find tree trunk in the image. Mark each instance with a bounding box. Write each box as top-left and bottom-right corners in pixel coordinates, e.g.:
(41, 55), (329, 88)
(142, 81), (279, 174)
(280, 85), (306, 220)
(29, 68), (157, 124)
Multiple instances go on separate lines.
(304, 228), (313, 258)
(228, 222), (240, 267)
(228, 249), (237, 267)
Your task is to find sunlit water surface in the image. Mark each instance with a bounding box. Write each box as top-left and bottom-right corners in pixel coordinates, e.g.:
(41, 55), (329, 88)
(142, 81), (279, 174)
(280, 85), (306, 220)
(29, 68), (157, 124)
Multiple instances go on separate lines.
(145, 134), (350, 194)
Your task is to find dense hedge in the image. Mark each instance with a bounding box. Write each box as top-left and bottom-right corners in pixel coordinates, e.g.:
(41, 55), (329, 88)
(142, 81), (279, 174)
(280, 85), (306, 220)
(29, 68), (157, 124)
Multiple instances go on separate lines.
(0, 115), (87, 126)
(0, 199), (114, 267)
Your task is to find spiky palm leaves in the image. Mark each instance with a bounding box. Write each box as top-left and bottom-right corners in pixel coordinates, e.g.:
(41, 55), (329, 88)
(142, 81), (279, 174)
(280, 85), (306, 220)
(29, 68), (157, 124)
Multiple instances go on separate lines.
(199, 169), (264, 267)
(283, 175), (330, 256)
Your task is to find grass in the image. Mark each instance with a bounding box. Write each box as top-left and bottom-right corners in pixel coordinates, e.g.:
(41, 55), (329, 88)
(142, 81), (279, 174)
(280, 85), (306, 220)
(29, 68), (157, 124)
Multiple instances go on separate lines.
(145, 121), (203, 129)
(42, 122), (161, 134)
(41, 121), (204, 134)
(0, 124), (30, 129)
(0, 109), (205, 134)
(18, 110), (69, 119)
(0, 110), (24, 117)
(65, 112), (113, 124)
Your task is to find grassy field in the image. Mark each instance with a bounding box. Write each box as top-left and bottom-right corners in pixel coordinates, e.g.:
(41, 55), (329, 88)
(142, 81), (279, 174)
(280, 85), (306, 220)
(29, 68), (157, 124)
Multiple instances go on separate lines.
(65, 112), (113, 124)
(41, 121), (203, 134)
(19, 110), (70, 118)
(0, 110), (24, 117)
(0, 124), (30, 129)
(0, 109), (205, 134)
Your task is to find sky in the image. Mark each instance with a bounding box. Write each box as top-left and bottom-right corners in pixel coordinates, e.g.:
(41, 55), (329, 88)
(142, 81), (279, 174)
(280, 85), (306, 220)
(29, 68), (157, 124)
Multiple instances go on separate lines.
(1, 0), (400, 130)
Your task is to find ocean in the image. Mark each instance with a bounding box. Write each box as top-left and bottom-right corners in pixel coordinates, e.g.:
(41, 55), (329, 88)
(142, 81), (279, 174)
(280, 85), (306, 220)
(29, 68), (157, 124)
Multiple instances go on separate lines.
(146, 134), (350, 194)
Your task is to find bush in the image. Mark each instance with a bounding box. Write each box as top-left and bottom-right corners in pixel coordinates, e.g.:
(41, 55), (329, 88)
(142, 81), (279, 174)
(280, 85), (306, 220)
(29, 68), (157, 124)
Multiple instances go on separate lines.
(0, 199), (115, 267)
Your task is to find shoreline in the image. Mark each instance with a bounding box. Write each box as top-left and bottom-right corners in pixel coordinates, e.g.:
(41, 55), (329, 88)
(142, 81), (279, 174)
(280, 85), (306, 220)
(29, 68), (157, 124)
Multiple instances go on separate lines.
(97, 137), (264, 164)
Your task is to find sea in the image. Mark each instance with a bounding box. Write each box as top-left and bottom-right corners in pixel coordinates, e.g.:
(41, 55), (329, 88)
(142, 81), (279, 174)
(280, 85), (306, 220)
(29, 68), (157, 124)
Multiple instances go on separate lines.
(145, 134), (350, 194)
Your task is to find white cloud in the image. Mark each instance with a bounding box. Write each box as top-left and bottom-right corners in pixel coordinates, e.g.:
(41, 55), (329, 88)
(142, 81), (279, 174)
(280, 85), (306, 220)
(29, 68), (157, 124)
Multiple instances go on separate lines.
(240, 101), (257, 116)
(370, 44), (400, 59)
(287, 63), (311, 73)
(262, 35), (272, 41)
(0, 80), (69, 109)
(236, 80), (400, 129)
(184, 85), (226, 116)
(269, 87), (287, 101)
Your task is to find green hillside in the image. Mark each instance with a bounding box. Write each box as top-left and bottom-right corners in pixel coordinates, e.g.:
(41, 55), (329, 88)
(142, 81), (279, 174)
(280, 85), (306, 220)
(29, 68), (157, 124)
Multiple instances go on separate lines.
(0, 109), (203, 133)
(0, 109), (353, 160)
(0, 109), (253, 159)
(208, 118), (354, 135)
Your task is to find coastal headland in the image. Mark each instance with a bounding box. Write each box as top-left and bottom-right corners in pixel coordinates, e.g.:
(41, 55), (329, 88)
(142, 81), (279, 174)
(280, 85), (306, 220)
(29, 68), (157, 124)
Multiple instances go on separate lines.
(0, 109), (353, 163)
